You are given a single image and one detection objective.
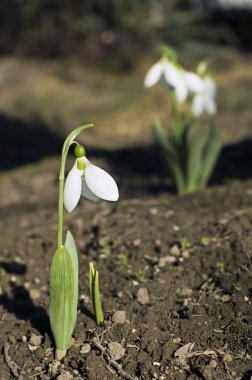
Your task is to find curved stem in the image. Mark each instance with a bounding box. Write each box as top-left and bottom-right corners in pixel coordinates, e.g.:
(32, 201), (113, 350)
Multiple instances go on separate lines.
(57, 124), (93, 248)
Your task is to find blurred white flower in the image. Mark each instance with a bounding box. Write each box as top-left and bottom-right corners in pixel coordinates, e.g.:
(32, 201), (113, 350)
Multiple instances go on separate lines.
(144, 59), (205, 104)
(64, 157), (119, 212)
(191, 76), (217, 117)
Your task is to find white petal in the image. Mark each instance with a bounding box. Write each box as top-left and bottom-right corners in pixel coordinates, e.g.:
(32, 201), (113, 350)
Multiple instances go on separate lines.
(205, 95), (217, 115)
(81, 178), (100, 202)
(144, 62), (163, 88)
(185, 72), (204, 93)
(204, 77), (217, 98)
(192, 94), (205, 117)
(174, 76), (188, 103)
(163, 62), (181, 87)
(83, 157), (119, 201)
(164, 64), (188, 103)
(64, 161), (83, 212)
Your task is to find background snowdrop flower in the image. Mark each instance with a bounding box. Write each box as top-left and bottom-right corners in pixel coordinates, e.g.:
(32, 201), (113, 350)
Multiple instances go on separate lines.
(184, 72), (204, 93)
(144, 59), (190, 103)
(64, 156), (119, 212)
(191, 76), (217, 117)
(143, 60), (167, 88)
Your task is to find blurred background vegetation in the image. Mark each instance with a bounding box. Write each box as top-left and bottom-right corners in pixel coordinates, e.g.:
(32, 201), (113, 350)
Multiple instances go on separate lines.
(0, 0), (251, 68)
(0, 0), (252, 200)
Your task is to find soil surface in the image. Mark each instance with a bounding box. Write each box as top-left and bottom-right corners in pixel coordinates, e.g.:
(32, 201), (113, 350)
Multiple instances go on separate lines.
(0, 49), (252, 380)
(0, 176), (252, 380)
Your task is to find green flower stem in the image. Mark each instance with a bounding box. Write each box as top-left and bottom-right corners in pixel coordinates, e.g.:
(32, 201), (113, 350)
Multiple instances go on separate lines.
(57, 124), (93, 248)
(170, 92), (182, 141)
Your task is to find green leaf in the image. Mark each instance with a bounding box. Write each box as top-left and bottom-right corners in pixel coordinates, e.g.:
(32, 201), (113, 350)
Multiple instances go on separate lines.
(154, 121), (186, 194)
(49, 246), (75, 357)
(65, 231), (78, 335)
(186, 127), (208, 192)
(199, 126), (223, 186)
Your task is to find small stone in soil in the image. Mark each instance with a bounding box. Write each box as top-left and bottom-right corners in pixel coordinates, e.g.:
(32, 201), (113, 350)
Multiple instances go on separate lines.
(159, 255), (177, 267)
(224, 353), (233, 362)
(221, 295), (231, 303)
(34, 367), (43, 372)
(179, 287), (193, 297)
(173, 225), (180, 231)
(170, 245), (180, 256)
(29, 333), (42, 347)
(209, 359), (217, 368)
(182, 250), (190, 258)
(57, 371), (73, 380)
(30, 289), (41, 300)
(108, 342), (125, 361)
(137, 287), (149, 305)
(133, 238), (141, 247)
(112, 310), (126, 324)
(80, 343), (91, 354)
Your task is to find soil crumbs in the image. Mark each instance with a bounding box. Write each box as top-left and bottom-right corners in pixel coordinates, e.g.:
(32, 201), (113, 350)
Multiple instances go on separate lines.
(0, 178), (252, 380)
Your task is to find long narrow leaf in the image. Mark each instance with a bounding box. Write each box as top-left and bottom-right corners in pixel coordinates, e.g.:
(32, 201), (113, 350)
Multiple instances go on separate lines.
(186, 127), (208, 192)
(154, 121), (186, 194)
(49, 246), (75, 360)
(65, 231), (78, 335)
(200, 127), (223, 186)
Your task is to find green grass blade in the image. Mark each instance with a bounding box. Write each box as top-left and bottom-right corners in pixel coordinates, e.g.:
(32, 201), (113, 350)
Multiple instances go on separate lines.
(49, 246), (75, 359)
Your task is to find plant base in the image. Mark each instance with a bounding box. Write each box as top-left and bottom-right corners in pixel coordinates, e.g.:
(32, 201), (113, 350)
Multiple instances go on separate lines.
(56, 349), (67, 360)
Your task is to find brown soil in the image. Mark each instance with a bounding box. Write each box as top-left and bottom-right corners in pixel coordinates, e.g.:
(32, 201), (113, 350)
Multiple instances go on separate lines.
(0, 174), (252, 380)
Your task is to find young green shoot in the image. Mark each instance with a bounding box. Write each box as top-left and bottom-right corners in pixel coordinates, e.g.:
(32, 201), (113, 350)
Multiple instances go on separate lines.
(89, 262), (104, 326)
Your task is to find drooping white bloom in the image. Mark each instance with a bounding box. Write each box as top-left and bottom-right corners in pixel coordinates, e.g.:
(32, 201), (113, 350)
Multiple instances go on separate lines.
(82, 157), (119, 201)
(64, 157), (119, 212)
(144, 59), (190, 103)
(184, 72), (204, 93)
(191, 76), (217, 117)
(144, 59), (207, 105)
(144, 61), (165, 88)
(64, 163), (84, 213)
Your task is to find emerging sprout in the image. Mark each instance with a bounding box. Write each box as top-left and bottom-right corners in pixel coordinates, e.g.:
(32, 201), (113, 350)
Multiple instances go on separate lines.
(89, 262), (104, 326)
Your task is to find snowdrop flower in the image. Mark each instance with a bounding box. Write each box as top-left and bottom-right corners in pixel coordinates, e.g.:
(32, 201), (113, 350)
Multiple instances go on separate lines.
(64, 156), (119, 213)
(144, 59), (204, 104)
(191, 74), (217, 117)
